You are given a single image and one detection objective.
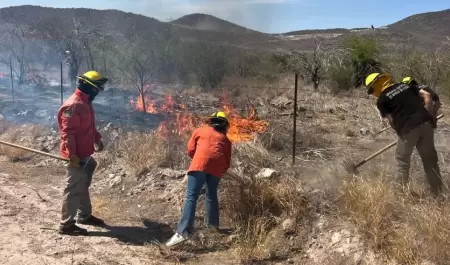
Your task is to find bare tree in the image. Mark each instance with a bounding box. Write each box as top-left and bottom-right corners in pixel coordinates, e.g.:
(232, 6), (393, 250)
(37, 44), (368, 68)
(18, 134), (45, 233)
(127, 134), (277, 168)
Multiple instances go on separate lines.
(115, 36), (157, 114)
(273, 39), (329, 90)
(398, 41), (450, 88)
(0, 24), (31, 84)
(34, 17), (105, 86)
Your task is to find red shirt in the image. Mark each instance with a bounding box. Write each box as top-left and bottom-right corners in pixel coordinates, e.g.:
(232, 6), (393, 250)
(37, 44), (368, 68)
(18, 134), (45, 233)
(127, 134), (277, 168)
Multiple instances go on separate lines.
(57, 89), (102, 159)
(187, 126), (232, 178)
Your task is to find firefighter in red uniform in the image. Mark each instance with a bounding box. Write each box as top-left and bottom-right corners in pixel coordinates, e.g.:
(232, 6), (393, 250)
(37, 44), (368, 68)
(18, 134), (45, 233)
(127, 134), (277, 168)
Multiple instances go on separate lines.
(57, 70), (108, 235)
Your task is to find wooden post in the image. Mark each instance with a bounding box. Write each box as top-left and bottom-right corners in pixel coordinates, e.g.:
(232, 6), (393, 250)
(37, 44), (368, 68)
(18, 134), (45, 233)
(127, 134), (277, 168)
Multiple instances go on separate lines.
(292, 73), (298, 166)
(9, 58), (14, 103)
(60, 61), (63, 105)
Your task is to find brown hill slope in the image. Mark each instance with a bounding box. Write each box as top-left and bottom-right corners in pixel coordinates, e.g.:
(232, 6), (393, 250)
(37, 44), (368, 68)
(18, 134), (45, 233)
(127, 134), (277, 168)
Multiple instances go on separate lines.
(171, 13), (262, 34)
(0, 5), (279, 49)
(0, 5), (449, 52)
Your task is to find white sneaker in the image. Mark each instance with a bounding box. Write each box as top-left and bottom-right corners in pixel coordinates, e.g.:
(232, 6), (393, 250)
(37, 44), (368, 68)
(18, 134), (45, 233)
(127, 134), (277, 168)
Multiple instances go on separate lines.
(166, 233), (188, 247)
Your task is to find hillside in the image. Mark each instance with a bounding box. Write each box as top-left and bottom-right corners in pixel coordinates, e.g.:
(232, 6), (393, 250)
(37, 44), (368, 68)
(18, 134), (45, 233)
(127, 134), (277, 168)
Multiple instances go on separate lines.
(171, 13), (262, 35)
(386, 9), (450, 49)
(0, 5), (280, 50)
(0, 5), (448, 53)
(388, 9), (450, 36)
(281, 9), (450, 51)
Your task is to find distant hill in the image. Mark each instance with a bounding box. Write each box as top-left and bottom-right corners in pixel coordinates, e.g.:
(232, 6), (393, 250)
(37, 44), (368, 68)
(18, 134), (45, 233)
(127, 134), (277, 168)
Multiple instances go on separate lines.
(386, 9), (450, 48)
(171, 13), (262, 35)
(0, 5), (279, 50)
(388, 9), (450, 36)
(0, 5), (449, 52)
(279, 9), (450, 51)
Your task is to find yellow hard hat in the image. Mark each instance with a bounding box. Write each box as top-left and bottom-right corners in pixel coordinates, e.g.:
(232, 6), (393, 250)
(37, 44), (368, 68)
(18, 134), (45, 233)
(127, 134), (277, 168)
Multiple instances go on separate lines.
(402, 76), (413, 84)
(365, 72), (392, 97)
(76, 70), (108, 90)
(365, 73), (381, 87)
(211, 111), (229, 123)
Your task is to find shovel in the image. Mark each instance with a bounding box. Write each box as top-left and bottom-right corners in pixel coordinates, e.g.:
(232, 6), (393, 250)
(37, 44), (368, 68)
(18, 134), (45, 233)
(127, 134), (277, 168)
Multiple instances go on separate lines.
(344, 114), (444, 174)
(0, 140), (69, 161)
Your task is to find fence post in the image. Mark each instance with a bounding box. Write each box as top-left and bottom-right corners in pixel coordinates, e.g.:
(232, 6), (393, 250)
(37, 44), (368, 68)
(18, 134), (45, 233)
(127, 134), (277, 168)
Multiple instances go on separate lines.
(10, 58), (14, 104)
(60, 61), (63, 105)
(292, 73), (298, 166)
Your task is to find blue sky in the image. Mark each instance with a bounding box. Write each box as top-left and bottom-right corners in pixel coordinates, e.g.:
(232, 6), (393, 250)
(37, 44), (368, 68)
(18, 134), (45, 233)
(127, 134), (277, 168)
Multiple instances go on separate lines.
(0, 0), (448, 33)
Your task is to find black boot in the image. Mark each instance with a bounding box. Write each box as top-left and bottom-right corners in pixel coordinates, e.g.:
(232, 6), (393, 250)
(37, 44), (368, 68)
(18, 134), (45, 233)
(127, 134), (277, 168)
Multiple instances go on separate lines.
(59, 224), (88, 236)
(77, 215), (105, 227)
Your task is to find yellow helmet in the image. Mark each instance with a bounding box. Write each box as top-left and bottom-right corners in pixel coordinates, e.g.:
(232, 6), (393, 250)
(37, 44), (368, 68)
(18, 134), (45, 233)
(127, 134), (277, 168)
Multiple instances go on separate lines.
(211, 111), (229, 123)
(401, 76), (418, 86)
(76, 70), (108, 90)
(365, 72), (392, 97)
(402, 76), (413, 84)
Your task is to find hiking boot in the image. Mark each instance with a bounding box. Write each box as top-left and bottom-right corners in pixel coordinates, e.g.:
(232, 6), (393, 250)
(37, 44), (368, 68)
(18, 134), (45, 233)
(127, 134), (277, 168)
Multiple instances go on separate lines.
(166, 232), (189, 247)
(77, 215), (105, 227)
(206, 226), (220, 233)
(59, 224), (88, 236)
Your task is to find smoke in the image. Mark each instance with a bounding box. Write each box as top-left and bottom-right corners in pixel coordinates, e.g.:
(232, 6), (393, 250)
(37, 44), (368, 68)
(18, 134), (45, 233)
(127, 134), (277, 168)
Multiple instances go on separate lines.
(130, 0), (300, 33)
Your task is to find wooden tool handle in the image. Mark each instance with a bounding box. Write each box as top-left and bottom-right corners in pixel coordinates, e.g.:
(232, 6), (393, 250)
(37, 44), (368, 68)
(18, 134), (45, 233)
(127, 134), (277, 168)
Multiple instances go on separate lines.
(0, 140), (69, 161)
(375, 113), (444, 136)
(356, 113), (444, 168)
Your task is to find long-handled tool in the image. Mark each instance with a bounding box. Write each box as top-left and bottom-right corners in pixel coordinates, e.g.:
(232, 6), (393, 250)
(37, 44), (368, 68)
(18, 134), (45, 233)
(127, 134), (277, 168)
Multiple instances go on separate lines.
(0, 140), (69, 161)
(345, 114), (444, 174)
(373, 113), (444, 136)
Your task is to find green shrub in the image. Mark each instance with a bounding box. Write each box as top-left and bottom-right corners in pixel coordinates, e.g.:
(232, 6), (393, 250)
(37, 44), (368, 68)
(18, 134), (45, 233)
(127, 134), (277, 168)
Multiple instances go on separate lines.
(328, 63), (355, 92)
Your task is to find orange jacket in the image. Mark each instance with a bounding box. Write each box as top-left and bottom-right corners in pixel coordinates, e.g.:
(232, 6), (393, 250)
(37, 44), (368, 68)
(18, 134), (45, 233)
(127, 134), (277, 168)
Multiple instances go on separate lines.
(57, 89), (102, 159)
(187, 126), (232, 178)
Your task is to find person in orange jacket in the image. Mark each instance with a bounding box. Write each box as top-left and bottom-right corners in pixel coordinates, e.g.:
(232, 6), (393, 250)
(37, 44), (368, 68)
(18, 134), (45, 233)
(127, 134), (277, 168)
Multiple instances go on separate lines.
(166, 111), (232, 247)
(57, 70), (108, 235)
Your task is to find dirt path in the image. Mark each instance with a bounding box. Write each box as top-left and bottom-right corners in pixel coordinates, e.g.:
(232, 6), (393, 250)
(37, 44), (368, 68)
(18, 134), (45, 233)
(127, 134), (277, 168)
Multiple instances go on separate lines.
(0, 161), (244, 265)
(0, 163), (181, 265)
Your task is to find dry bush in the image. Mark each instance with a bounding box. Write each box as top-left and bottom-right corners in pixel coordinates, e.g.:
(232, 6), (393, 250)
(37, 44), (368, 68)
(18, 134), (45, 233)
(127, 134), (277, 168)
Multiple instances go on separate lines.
(118, 131), (170, 176)
(221, 172), (308, 262)
(339, 174), (397, 251)
(232, 142), (274, 170)
(0, 123), (47, 162)
(339, 173), (450, 264)
(257, 121), (291, 152)
(117, 129), (190, 177)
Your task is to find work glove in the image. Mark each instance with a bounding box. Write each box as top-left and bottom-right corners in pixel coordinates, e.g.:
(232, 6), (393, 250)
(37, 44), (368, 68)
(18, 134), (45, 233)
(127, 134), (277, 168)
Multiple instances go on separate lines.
(69, 155), (80, 168)
(94, 139), (104, 152)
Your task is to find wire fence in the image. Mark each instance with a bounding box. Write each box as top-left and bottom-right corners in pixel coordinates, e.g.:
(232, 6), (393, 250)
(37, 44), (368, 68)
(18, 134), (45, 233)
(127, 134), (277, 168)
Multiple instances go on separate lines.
(0, 72), (374, 132)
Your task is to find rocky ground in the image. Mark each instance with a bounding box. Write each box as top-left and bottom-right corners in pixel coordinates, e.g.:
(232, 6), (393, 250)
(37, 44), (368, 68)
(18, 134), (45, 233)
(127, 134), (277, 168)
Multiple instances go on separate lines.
(1, 81), (450, 264)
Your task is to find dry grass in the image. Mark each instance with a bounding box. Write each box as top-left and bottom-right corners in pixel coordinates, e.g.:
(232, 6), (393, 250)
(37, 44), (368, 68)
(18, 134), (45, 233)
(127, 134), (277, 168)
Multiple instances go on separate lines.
(221, 172), (308, 263)
(115, 129), (190, 177)
(117, 131), (170, 176)
(339, 173), (450, 264)
(0, 123), (47, 162)
(232, 142), (274, 170)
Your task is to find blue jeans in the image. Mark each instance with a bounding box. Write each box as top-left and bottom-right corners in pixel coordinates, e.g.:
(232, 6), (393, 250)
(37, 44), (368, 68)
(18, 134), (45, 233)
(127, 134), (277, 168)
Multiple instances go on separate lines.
(176, 171), (221, 235)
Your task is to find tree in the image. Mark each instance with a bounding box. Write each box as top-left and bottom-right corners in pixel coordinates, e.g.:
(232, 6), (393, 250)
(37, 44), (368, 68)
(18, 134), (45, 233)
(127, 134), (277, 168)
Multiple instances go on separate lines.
(190, 41), (227, 90)
(345, 35), (383, 87)
(0, 24), (31, 84)
(272, 39), (330, 90)
(396, 41), (450, 88)
(34, 17), (106, 85)
(115, 36), (158, 114)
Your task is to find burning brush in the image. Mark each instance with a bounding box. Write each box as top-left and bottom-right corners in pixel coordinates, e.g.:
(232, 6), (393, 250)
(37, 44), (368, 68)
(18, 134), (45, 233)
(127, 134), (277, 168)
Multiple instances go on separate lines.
(131, 92), (269, 143)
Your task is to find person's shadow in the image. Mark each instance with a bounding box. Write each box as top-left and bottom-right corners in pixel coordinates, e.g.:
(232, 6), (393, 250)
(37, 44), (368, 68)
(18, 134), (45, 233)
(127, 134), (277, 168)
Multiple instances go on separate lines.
(88, 219), (173, 246)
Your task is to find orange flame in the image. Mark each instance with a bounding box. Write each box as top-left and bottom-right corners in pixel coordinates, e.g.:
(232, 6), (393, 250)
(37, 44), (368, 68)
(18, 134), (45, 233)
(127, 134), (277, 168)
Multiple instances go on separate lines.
(130, 93), (158, 114)
(222, 99), (268, 143)
(131, 92), (268, 143)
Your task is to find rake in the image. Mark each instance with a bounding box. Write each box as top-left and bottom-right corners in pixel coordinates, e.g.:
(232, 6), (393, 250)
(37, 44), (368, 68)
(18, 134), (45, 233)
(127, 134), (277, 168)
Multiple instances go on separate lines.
(344, 114), (444, 174)
(0, 140), (69, 161)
